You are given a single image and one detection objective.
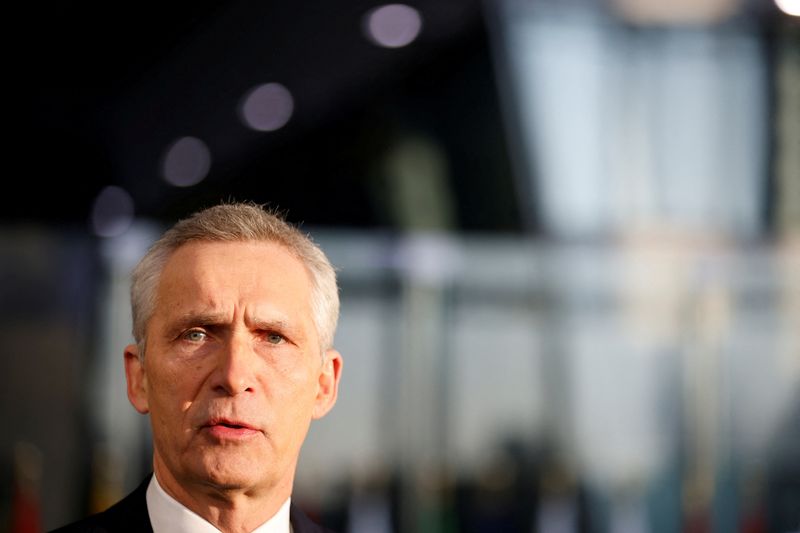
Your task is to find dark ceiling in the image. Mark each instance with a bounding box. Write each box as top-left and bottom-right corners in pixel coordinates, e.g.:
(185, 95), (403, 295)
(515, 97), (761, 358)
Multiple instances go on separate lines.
(8, 0), (522, 233)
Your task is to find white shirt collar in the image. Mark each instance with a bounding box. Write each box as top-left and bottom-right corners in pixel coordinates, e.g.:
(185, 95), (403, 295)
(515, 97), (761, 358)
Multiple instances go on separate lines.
(146, 474), (292, 533)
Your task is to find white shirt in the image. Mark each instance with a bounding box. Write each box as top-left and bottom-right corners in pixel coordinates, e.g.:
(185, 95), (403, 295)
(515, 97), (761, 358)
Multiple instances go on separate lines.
(146, 474), (292, 533)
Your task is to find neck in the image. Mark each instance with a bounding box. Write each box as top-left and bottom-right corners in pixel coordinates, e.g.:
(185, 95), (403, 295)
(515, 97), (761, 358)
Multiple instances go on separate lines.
(152, 458), (293, 533)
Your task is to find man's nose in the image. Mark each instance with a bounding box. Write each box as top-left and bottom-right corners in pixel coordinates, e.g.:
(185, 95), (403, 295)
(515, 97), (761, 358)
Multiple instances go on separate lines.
(212, 334), (256, 396)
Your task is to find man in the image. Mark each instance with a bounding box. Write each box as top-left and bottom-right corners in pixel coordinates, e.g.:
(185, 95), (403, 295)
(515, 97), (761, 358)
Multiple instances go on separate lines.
(54, 202), (343, 533)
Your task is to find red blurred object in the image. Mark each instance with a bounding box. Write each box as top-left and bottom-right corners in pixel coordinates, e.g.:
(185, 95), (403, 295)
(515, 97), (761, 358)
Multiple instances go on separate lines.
(740, 506), (767, 533)
(10, 482), (42, 533)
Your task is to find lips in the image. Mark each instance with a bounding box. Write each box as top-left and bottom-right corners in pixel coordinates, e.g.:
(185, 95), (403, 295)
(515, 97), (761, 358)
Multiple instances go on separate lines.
(202, 418), (260, 440)
(207, 418), (256, 430)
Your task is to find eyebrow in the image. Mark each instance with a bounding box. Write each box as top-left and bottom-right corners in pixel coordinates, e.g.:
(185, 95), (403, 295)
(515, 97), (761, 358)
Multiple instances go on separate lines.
(249, 317), (305, 340)
(249, 316), (287, 329)
(164, 312), (301, 338)
(165, 312), (230, 335)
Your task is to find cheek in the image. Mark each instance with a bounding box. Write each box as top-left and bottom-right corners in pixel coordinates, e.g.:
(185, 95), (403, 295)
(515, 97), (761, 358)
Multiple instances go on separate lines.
(282, 367), (321, 414)
(264, 350), (314, 385)
(259, 364), (314, 413)
(146, 363), (203, 422)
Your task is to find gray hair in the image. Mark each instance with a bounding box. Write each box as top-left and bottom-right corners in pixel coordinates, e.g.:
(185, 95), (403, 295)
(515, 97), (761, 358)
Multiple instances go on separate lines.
(130, 202), (339, 355)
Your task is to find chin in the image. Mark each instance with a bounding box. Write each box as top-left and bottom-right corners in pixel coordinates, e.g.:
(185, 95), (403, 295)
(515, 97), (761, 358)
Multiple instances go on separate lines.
(194, 453), (271, 491)
(200, 466), (263, 491)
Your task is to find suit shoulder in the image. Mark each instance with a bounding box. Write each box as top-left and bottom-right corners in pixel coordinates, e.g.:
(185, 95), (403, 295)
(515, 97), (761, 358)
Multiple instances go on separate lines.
(48, 499), (151, 533)
(49, 512), (109, 533)
(49, 477), (152, 533)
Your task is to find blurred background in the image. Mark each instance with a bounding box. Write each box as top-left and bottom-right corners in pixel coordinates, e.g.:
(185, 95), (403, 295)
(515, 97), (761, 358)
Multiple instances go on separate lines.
(2, 0), (799, 531)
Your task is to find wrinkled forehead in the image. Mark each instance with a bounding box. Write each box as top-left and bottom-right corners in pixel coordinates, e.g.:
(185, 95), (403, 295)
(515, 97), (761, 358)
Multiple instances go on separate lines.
(153, 240), (316, 321)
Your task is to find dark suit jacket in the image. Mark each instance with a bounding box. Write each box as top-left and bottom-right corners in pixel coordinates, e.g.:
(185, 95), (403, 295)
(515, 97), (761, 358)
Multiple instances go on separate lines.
(50, 475), (334, 533)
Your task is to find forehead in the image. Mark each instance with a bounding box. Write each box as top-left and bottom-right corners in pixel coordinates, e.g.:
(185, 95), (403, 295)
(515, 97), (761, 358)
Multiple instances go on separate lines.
(155, 239), (313, 313)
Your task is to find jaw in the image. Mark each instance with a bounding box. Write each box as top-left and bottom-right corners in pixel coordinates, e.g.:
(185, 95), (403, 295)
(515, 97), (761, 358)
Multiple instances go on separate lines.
(152, 431), (299, 499)
(151, 445), (298, 532)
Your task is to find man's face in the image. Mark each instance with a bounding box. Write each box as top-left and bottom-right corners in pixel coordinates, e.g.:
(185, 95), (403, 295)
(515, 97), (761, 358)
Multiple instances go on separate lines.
(124, 240), (341, 498)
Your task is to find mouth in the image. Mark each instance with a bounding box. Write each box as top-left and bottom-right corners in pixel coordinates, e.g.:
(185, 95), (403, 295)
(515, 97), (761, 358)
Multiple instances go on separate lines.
(202, 418), (260, 440)
(211, 419), (254, 429)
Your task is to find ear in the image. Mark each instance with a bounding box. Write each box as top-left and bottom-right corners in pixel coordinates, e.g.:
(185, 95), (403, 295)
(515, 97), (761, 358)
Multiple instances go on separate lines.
(312, 349), (342, 420)
(124, 344), (150, 414)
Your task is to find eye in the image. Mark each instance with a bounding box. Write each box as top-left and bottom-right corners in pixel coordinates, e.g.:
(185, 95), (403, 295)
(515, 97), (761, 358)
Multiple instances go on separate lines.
(266, 333), (284, 345)
(183, 330), (207, 342)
